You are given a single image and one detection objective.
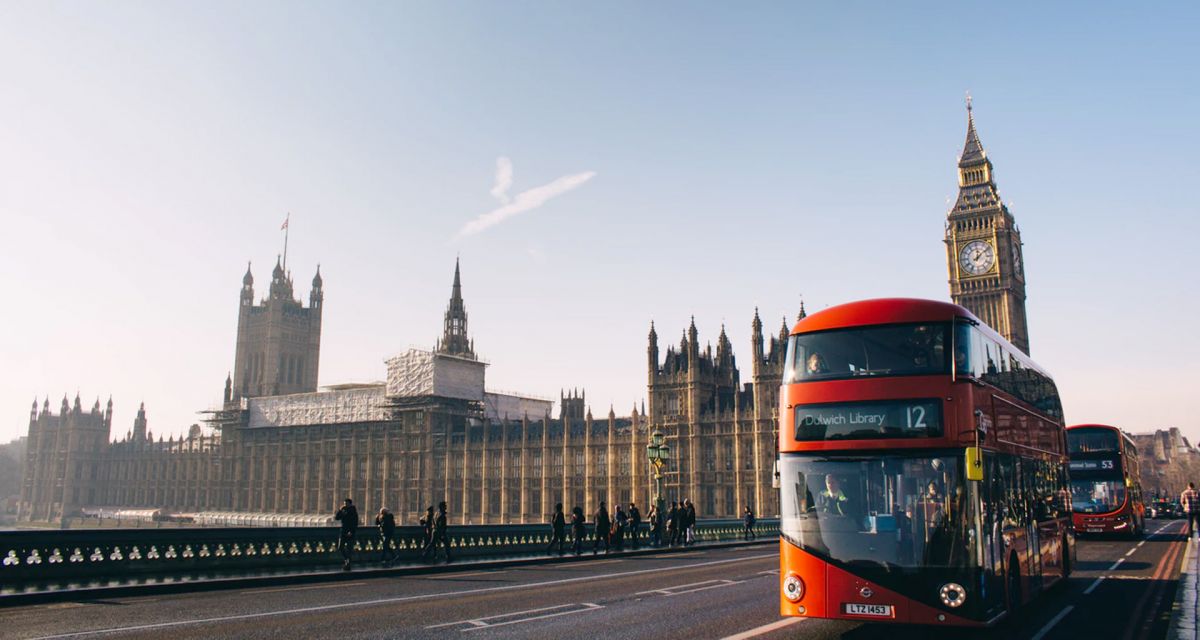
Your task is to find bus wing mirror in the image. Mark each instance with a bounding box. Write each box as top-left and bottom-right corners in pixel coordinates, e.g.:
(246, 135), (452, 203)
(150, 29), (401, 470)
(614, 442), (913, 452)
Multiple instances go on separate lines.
(965, 447), (983, 482)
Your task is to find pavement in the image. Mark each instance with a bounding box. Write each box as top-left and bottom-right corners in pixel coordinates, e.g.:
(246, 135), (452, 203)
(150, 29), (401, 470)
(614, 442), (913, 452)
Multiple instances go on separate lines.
(1170, 533), (1199, 640)
(2, 522), (1193, 639)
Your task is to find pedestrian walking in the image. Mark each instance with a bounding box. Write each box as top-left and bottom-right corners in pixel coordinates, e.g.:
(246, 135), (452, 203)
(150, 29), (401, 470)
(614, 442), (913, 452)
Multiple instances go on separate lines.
(376, 507), (397, 566)
(422, 501), (453, 563)
(647, 504), (660, 547)
(684, 499), (697, 545)
(548, 502), (567, 555)
(593, 501), (611, 555)
(613, 504), (628, 551)
(334, 497), (359, 570)
(1183, 483), (1200, 539)
(666, 501), (680, 546)
(420, 505), (435, 547)
(571, 506), (586, 555)
(628, 503), (642, 550)
(743, 506), (756, 541)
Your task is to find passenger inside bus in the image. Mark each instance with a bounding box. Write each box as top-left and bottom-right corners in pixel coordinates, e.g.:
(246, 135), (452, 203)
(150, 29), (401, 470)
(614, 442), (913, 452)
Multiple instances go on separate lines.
(806, 352), (829, 376)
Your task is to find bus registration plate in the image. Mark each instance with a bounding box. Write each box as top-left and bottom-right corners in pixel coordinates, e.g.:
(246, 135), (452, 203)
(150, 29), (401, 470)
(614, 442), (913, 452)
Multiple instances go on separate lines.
(845, 603), (893, 617)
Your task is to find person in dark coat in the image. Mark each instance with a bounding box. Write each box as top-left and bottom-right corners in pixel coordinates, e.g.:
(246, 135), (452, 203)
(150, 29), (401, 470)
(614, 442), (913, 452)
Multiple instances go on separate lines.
(334, 498), (359, 570)
(667, 501), (681, 546)
(422, 501), (452, 563)
(593, 501), (611, 555)
(420, 505), (435, 546)
(628, 503), (642, 549)
(376, 507), (397, 565)
(547, 503), (567, 555)
(684, 499), (697, 545)
(571, 506), (586, 555)
(742, 506), (756, 541)
(613, 505), (628, 551)
(647, 504), (660, 547)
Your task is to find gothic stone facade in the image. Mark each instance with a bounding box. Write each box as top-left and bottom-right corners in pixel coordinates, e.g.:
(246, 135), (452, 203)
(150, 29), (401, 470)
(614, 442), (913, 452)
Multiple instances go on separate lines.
(945, 100), (1031, 354)
(19, 261), (786, 526)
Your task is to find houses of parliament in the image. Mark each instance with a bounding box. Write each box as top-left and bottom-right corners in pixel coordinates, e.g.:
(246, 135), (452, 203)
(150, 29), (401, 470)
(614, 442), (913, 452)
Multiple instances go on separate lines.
(18, 102), (1031, 527)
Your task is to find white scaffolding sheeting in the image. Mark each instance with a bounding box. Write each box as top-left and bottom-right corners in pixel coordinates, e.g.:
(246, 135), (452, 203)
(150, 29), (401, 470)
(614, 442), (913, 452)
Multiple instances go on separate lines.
(247, 385), (388, 428)
(386, 348), (485, 401)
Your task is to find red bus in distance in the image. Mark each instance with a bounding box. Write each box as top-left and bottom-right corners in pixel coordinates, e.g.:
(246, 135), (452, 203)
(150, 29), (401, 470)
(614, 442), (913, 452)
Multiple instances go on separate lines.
(778, 298), (1071, 626)
(1067, 424), (1145, 537)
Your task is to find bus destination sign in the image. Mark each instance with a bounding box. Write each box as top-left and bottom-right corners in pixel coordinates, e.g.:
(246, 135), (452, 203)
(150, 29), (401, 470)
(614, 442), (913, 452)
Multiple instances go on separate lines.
(794, 399), (943, 441)
(1069, 458), (1117, 472)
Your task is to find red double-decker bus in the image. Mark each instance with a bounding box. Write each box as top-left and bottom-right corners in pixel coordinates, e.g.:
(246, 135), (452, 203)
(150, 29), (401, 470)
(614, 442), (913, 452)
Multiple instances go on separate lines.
(1068, 424), (1145, 537)
(778, 298), (1072, 626)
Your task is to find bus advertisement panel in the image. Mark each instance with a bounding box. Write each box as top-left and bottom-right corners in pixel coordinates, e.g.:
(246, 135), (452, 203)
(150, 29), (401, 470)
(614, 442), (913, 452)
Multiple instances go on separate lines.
(778, 298), (1071, 627)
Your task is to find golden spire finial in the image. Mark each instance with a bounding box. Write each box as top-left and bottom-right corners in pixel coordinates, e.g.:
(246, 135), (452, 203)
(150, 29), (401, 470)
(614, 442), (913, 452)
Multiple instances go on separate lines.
(966, 91), (973, 112)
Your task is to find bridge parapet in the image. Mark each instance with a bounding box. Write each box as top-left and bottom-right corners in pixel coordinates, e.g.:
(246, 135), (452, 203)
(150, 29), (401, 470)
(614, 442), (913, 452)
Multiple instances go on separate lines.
(0, 519), (778, 594)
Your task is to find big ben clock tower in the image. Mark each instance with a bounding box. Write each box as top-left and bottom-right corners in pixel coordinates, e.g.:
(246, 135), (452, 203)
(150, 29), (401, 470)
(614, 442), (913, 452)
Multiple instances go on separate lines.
(945, 97), (1031, 354)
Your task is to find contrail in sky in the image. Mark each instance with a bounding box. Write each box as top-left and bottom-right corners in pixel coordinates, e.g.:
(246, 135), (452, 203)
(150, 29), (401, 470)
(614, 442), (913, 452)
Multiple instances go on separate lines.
(457, 157), (596, 238)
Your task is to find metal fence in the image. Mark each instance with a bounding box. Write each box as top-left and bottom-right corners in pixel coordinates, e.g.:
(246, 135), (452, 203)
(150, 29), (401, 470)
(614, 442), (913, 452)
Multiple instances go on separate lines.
(0, 519), (778, 594)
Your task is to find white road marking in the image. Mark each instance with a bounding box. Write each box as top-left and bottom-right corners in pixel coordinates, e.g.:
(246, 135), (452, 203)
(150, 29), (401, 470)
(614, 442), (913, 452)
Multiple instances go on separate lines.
(1030, 605), (1074, 640)
(1083, 522), (1178, 597)
(244, 581), (367, 594)
(25, 552), (777, 640)
(757, 569), (779, 576)
(720, 617), (805, 640)
(426, 602), (603, 630)
(427, 570), (508, 579)
(636, 579), (744, 596)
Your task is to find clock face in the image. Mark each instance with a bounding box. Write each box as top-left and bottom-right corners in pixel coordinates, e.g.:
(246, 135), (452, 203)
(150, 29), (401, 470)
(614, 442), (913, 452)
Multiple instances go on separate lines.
(959, 240), (995, 276)
(1011, 244), (1022, 272)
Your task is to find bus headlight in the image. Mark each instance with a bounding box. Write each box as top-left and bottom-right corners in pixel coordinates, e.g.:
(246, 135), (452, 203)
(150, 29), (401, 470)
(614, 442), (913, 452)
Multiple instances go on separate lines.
(939, 583), (966, 608)
(783, 573), (805, 602)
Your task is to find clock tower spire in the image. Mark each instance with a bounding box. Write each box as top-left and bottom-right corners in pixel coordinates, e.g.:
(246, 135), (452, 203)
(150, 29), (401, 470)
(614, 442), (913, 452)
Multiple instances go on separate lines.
(945, 96), (1031, 354)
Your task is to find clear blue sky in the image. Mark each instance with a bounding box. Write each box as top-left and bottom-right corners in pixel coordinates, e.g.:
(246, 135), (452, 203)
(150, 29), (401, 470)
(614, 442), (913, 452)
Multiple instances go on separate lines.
(1, 2), (1197, 444)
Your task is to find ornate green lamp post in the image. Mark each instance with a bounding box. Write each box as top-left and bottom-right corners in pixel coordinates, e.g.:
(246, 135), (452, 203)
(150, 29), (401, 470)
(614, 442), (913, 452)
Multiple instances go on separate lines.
(646, 430), (670, 543)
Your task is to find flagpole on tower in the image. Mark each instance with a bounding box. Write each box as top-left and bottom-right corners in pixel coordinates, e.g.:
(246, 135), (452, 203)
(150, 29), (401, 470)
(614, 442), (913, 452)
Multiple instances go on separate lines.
(281, 213), (290, 272)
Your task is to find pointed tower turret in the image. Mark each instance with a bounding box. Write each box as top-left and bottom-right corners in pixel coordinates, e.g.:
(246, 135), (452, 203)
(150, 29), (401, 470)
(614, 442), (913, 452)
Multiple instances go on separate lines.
(133, 402), (148, 441)
(945, 94), (1030, 354)
(751, 308), (764, 376)
(310, 265), (323, 309)
(30, 398), (38, 421)
(241, 262), (255, 307)
(269, 256), (294, 300)
(797, 300), (807, 323)
(438, 258), (475, 358)
(648, 321), (659, 380)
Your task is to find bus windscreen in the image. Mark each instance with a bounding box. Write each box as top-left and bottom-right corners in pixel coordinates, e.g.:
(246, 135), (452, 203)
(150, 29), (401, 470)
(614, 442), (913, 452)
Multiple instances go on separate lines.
(785, 323), (949, 383)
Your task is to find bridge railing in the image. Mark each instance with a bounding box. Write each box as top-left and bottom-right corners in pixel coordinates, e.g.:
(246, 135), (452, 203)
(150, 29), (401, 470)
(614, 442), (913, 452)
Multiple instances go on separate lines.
(0, 519), (778, 593)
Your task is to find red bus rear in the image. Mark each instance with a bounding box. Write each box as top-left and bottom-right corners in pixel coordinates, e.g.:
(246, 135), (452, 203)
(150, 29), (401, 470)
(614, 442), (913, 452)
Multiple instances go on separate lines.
(778, 298), (1072, 626)
(1068, 424), (1145, 537)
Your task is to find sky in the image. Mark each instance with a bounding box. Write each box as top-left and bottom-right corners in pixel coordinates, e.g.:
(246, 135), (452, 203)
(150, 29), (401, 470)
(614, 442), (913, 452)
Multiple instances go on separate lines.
(1, 2), (1197, 445)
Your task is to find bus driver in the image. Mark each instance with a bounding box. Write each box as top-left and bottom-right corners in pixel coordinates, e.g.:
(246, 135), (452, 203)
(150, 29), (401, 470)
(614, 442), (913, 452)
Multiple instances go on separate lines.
(819, 474), (850, 516)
